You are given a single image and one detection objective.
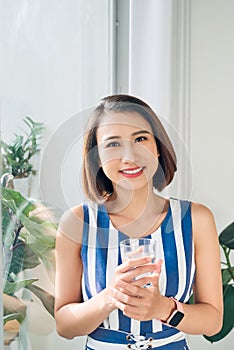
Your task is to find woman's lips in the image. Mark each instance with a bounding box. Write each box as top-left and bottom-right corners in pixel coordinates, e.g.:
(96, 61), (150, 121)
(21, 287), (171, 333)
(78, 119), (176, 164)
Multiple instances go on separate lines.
(119, 167), (144, 178)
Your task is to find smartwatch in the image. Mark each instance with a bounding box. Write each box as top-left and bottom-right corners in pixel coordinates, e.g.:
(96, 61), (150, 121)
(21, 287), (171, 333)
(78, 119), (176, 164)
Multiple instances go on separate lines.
(164, 298), (184, 327)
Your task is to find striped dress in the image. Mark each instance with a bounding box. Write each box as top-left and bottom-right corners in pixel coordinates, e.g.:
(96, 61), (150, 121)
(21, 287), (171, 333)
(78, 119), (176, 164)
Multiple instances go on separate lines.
(81, 198), (195, 350)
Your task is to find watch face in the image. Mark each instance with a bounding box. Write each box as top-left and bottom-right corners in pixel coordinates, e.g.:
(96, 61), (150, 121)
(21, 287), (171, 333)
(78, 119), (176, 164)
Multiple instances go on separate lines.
(169, 311), (184, 327)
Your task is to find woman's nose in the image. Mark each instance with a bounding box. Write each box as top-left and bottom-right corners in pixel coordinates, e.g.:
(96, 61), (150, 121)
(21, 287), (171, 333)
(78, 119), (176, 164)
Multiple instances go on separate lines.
(121, 141), (138, 163)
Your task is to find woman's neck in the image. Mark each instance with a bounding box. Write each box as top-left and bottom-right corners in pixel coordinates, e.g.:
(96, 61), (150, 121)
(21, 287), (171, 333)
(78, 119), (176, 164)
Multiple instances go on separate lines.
(104, 185), (168, 237)
(105, 184), (164, 220)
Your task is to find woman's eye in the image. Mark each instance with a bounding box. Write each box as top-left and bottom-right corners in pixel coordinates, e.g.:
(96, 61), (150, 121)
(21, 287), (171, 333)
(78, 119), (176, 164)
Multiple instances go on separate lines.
(106, 141), (120, 148)
(135, 136), (147, 143)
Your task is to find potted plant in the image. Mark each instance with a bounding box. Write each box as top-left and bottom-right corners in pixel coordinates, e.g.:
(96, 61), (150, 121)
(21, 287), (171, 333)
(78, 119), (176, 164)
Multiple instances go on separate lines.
(1, 175), (57, 347)
(204, 222), (234, 343)
(1, 117), (44, 197)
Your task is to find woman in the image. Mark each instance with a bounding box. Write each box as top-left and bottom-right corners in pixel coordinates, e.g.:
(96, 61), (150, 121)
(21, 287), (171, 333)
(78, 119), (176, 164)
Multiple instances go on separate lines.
(54, 95), (223, 349)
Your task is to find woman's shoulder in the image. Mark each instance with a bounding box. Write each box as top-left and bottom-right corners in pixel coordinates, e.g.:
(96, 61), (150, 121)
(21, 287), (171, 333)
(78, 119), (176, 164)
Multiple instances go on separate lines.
(170, 198), (214, 217)
(59, 201), (99, 221)
(57, 203), (85, 244)
(57, 201), (101, 243)
(169, 198), (216, 229)
(190, 201), (215, 221)
(190, 201), (217, 242)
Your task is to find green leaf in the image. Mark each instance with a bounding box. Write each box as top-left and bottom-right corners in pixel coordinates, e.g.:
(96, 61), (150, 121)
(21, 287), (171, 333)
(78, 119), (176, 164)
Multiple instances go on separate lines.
(3, 278), (38, 295)
(3, 313), (25, 325)
(8, 239), (25, 276)
(2, 185), (56, 284)
(1, 117), (44, 177)
(1, 187), (35, 217)
(222, 267), (234, 285)
(1, 205), (12, 236)
(7, 239), (41, 276)
(219, 222), (234, 249)
(24, 240), (55, 281)
(22, 244), (41, 270)
(20, 214), (56, 248)
(204, 285), (234, 342)
(2, 184), (56, 250)
(25, 284), (55, 317)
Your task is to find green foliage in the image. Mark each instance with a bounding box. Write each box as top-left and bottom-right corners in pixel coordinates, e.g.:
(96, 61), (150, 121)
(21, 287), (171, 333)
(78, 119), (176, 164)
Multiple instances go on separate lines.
(204, 222), (234, 343)
(1, 117), (44, 178)
(25, 284), (55, 317)
(3, 313), (25, 326)
(1, 185), (56, 325)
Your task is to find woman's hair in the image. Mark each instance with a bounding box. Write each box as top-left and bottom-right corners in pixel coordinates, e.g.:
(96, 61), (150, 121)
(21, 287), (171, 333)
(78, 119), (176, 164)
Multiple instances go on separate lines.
(82, 94), (177, 202)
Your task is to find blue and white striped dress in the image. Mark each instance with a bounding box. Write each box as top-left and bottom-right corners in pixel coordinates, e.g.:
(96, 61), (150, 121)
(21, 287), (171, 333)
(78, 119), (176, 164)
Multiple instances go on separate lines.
(81, 198), (195, 350)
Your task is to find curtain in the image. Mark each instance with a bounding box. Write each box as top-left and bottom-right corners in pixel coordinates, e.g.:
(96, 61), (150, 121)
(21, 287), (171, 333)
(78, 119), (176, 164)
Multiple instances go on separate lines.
(128, 0), (192, 200)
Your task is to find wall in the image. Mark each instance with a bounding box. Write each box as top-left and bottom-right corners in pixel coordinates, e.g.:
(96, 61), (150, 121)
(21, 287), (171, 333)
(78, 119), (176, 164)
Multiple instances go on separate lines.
(188, 0), (234, 348)
(190, 0), (234, 231)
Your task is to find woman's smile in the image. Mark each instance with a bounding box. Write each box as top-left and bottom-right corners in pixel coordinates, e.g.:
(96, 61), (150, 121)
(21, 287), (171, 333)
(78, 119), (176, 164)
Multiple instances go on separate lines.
(119, 166), (145, 178)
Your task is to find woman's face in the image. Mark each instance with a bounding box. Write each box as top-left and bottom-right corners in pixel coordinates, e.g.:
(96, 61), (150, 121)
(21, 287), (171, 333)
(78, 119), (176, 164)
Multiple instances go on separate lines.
(96, 111), (160, 192)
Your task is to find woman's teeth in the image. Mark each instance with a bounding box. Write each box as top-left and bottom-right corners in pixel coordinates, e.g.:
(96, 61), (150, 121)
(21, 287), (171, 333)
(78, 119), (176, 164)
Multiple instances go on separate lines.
(122, 167), (143, 175)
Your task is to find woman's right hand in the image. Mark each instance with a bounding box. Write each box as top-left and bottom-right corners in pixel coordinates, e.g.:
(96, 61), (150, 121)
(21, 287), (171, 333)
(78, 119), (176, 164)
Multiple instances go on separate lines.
(109, 258), (164, 321)
(108, 256), (156, 296)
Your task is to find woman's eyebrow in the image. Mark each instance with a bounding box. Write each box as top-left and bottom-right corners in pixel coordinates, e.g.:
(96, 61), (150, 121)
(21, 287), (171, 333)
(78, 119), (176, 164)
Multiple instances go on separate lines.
(103, 135), (121, 141)
(103, 130), (151, 142)
(131, 130), (151, 136)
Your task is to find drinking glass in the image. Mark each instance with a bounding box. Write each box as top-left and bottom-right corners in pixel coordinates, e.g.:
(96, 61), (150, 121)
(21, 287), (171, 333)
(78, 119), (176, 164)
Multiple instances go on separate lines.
(120, 238), (157, 286)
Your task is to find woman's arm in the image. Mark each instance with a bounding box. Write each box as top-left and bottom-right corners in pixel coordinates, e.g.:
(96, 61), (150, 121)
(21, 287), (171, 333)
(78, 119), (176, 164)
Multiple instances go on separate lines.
(176, 202), (223, 336)
(54, 206), (115, 339)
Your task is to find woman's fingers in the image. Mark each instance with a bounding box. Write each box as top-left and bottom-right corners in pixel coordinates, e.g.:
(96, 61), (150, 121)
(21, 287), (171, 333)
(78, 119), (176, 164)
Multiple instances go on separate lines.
(112, 288), (140, 306)
(154, 259), (163, 274)
(126, 264), (156, 281)
(131, 272), (159, 287)
(117, 256), (152, 273)
(120, 259), (163, 283)
(132, 260), (162, 287)
(110, 260), (164, 321)
(113, 279), (140, 297)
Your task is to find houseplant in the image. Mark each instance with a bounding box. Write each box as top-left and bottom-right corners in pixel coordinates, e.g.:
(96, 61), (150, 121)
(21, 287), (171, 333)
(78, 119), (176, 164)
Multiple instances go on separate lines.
(1, 175), (56, 346)
(1, 117), (44, 196)
(1, 117), (44, 178)
(204, 221), (234, 343)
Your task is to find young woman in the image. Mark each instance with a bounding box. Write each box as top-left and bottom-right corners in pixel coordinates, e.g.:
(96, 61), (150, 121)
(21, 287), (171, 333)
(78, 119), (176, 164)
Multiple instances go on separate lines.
(54, 95), (223, 349)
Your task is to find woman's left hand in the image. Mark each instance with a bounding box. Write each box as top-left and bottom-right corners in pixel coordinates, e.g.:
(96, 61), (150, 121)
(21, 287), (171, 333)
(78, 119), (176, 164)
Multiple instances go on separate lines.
(111, 259), (164, 321)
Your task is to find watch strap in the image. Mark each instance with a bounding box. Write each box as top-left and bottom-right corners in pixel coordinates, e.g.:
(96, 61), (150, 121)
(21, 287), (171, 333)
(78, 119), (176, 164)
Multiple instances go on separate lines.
(162, 297), (184, 327)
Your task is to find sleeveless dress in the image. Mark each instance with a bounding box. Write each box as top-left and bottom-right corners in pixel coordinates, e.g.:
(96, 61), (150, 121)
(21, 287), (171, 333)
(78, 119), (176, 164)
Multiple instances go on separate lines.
(81, 198), (195, 350)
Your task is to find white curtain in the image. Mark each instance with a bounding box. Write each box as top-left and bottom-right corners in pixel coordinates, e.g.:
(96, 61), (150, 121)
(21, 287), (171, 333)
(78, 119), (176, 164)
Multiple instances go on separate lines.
(128, 0), (192, 200)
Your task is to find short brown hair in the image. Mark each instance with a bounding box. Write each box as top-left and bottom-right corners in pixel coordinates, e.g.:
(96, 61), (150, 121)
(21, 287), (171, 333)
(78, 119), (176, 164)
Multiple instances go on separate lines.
(82, 94), (177, 202)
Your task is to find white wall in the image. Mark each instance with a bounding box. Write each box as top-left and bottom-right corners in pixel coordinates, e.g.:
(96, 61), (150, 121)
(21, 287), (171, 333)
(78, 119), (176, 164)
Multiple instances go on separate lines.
(188, 0), (234, 348)
(190, 0), (234, 231)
